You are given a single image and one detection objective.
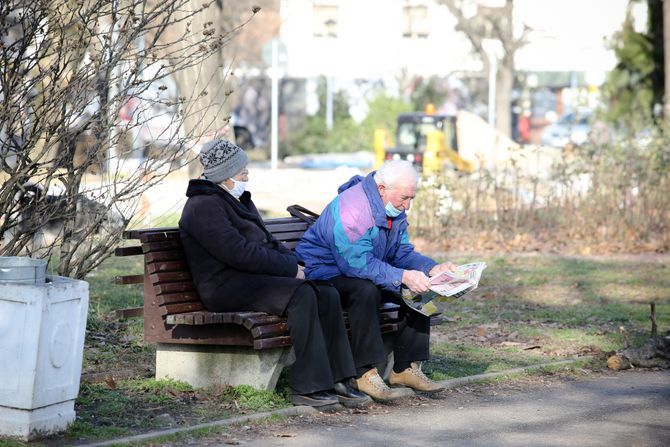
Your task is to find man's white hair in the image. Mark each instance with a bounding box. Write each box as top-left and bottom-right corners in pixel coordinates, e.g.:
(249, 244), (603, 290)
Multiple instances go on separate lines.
(373, 160), (419, 188)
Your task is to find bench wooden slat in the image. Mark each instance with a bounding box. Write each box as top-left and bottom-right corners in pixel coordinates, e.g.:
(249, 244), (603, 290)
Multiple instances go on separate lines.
(231, 312), (271, 326)
(264, 217), (305, 226)
(161, 301), (205, 316)
(147, 260), (189, 274)
(282, 241), (299, 250)
(150, 271), (192, 284)
(139, 231), (181, 243)
(145, 251), (184, 263)
(114, 274), (145, 285)
(154, 282), (195, 295)
(202, 313), (219, 324)
(166, 311), (243, 325)
(155, 291), (200, 305)
(269, 222), (309, 232)
(253, 336), (292, 350)
(143, 240), (183, 254)
(124, 226), (178, 240)
(251, 322), (290, 339)
(115, 246), (143, 256)
(241, 314), (286, 329)
(125, 221), (307, 240)
(115, 306), (144, 319)
(271, 230), (309, 241)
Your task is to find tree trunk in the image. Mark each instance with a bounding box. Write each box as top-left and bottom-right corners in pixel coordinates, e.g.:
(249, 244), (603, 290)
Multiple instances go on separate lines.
(496, 54), (514, 138)
(172, 2), (234, 176)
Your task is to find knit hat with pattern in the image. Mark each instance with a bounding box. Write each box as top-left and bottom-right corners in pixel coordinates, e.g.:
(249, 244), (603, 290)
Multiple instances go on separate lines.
(198, 139), (248, 183)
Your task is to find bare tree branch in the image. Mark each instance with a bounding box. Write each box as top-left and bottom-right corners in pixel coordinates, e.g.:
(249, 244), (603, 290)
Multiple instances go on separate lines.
(1, 0), (258, 278)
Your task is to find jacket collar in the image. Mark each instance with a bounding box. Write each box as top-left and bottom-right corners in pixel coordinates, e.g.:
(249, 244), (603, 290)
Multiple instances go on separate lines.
(186, 179), (256, 219)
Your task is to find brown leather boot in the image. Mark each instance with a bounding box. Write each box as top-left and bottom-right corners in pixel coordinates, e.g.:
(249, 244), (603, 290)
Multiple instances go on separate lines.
(354, 368), (403, 402)
(388, 362), (444, 392)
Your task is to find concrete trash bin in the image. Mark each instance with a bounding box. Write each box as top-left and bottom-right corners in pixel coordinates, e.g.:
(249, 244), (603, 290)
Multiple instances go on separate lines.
(0, 257), (89, 440)
(0, 256), (47, 284)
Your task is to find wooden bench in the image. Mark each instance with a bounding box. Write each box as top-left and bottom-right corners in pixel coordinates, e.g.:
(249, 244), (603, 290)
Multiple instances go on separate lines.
(115, 216), (405, 390)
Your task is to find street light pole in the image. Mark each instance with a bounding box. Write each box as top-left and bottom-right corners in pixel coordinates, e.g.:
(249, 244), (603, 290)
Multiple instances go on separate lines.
(270, 39), (279, 171)
(487, 55), (497, 129)
(326, 76), (333, 131)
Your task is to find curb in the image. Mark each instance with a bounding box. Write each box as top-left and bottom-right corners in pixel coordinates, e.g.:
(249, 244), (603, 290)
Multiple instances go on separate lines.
(77, 358), (586, 446)
(436, 357), (588, 389)
(77, 406), (318, 447)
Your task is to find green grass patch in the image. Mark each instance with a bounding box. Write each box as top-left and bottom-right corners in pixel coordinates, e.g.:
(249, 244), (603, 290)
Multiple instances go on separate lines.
(67, 379), (289, 442)
(426, 343), (552, 380)
(219, 384), (290, 412)
(425, 254), (669, 381)
(85, 254), (144, 319)
(0, 440), (30, 447)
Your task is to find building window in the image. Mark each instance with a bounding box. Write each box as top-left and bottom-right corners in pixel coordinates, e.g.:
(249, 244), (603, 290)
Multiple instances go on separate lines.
(313, 4), (338, 38)
(403, 5), (429, 39)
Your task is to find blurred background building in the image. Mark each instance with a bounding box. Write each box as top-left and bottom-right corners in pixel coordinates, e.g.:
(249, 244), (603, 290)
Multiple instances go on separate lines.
(223, 0), (638, 150)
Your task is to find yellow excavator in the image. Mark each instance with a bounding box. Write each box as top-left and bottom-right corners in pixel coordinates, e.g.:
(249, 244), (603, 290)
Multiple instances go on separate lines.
(374, 105), (475, 175)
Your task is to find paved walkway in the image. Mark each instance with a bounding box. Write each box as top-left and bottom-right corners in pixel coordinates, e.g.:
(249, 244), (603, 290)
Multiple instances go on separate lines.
(83, 368), (670, 447)
(212, 369), (670, 447)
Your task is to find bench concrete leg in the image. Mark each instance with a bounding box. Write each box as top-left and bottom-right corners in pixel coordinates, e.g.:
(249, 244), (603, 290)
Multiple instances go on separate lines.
(155, 344), (293, 391)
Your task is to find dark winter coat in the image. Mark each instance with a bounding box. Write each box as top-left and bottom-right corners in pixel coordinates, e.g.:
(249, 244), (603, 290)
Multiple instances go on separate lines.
(179, 179), (303, 315)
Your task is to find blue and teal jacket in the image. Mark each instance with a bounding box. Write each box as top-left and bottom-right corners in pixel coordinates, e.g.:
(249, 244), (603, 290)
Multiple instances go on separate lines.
(295, 171), (436, 293)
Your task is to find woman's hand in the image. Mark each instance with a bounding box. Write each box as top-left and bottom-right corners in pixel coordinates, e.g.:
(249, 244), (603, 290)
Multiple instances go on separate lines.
(296, 265), (306, 279)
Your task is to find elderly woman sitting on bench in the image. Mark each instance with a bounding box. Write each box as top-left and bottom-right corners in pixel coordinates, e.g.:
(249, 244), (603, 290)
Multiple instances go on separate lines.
(178, 139), (369, 409)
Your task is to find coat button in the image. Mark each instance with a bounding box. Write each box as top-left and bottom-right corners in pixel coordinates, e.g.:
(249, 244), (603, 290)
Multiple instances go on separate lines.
(393, 280), (400, 286)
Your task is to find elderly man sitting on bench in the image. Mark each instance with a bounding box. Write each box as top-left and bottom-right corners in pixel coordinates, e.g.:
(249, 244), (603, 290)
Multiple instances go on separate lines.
(296, 160), (454, 401)
(178, 139), (369, 409)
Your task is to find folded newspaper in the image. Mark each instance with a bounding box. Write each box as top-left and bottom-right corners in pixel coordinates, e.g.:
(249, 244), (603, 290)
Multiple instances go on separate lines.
(401, 262), (487, 317)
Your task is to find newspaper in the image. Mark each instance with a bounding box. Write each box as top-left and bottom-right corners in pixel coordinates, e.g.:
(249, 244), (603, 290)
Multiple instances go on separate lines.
(401, 262), (487, 317)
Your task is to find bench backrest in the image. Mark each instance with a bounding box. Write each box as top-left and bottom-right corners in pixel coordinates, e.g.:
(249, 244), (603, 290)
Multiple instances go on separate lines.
(137, 217), (310, 317)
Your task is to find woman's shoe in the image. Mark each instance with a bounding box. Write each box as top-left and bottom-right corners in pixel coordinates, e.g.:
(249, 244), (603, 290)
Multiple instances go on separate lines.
(291, 391), (339, 408)
(333, 380), (372, 408)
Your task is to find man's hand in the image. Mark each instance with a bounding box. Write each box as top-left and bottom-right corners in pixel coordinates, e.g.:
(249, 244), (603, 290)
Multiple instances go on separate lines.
(402, 269), (431, 294)
(429, 261), (457, 277)
(296, 265), (305, 279)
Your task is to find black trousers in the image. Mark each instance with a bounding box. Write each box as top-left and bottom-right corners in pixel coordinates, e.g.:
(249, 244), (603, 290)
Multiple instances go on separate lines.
(329, 276), (430, 375)
(284, 283), (356, 394)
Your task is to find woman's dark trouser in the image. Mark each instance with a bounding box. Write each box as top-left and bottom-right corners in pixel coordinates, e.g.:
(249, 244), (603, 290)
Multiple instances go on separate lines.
(329, 276), (430, 375)
(284, 283), (356, 395)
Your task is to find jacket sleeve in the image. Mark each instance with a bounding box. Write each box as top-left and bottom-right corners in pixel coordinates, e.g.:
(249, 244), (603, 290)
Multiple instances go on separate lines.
(387, 229), (436, 276)
(330, 219), (405, 293)
(181, 199), (298, 278)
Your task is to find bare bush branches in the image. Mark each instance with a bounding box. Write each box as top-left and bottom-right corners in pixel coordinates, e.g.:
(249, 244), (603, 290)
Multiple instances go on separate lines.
(1, 0), (258, 277)
(411, 129), (670, 253)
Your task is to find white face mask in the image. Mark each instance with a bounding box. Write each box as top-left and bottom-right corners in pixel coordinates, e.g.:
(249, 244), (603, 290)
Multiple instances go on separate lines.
(228, 178), (247, 199)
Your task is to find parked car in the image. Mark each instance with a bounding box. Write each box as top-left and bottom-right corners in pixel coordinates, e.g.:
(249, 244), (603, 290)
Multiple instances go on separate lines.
(540, 110), (592, 148)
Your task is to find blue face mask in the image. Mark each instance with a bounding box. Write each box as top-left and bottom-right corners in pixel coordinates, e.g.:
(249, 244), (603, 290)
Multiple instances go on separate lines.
(385, 201), (402, 217)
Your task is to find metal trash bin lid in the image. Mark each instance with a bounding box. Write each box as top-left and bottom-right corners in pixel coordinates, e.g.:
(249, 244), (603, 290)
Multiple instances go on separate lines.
(0, 257), (47, 284)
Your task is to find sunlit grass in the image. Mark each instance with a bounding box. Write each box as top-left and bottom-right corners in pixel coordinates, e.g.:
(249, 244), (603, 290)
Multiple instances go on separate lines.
(427, 254), (670, 379)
